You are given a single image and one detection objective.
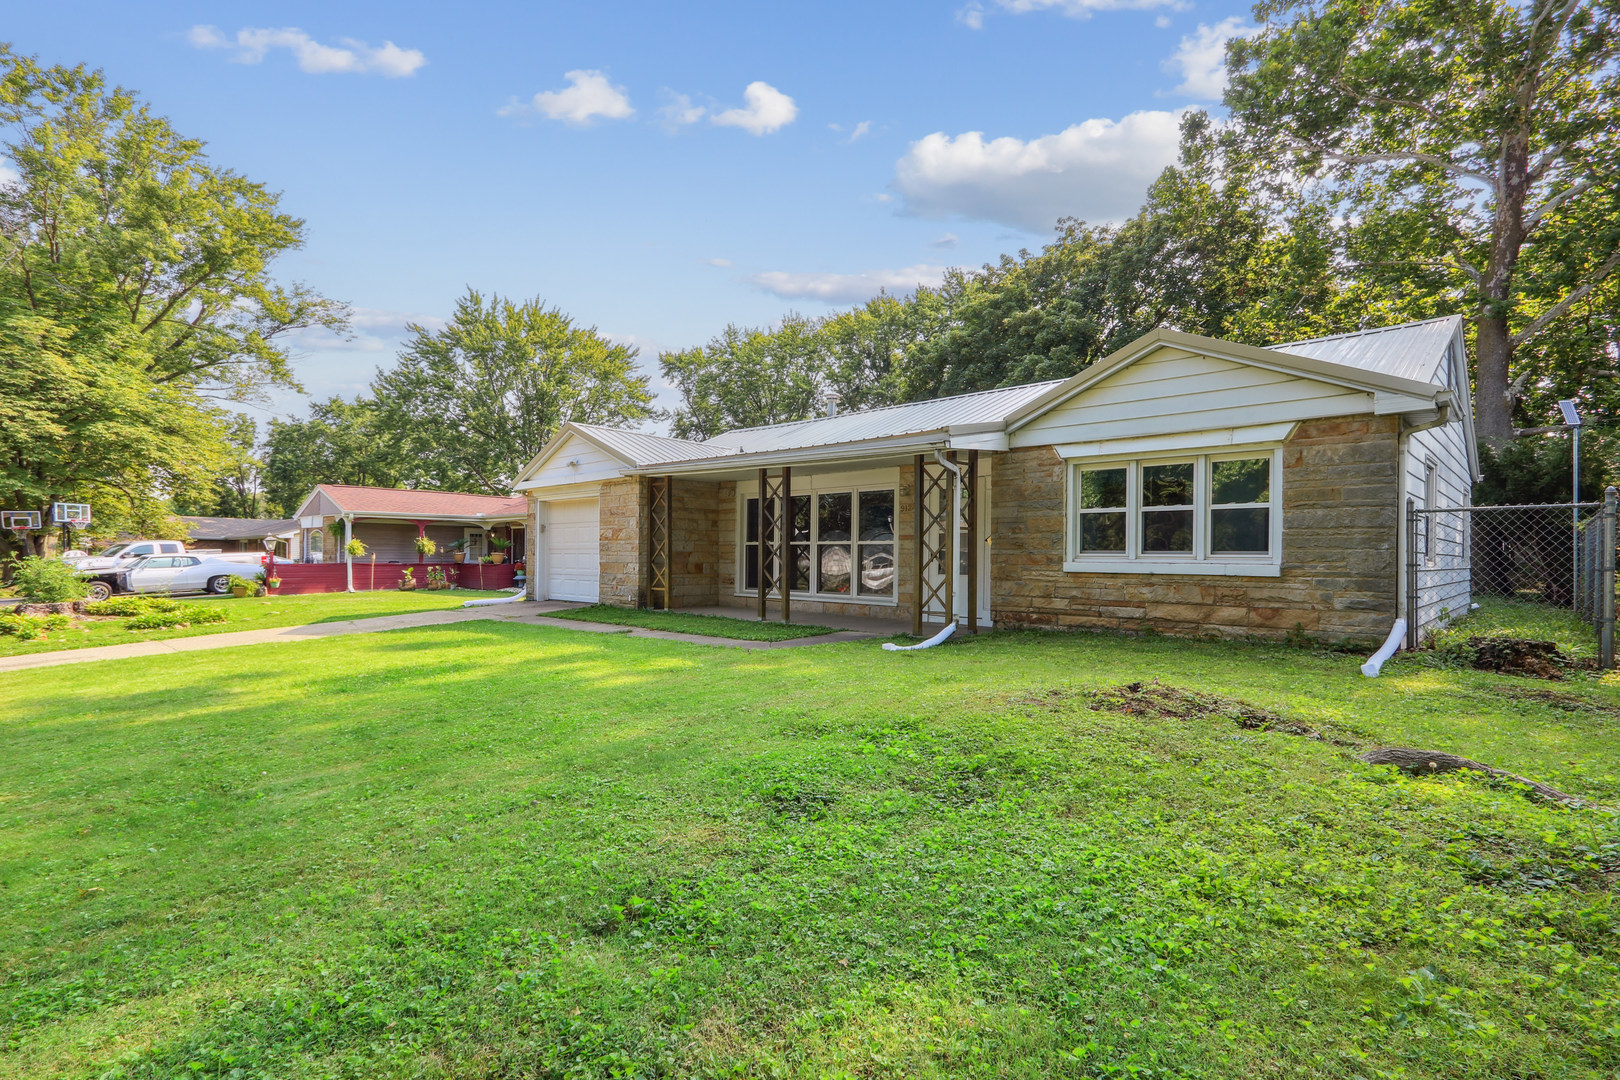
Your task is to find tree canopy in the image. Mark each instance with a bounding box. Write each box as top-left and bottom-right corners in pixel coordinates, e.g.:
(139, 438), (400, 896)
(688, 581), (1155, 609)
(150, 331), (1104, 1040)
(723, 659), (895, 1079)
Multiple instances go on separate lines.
(0, 45), (345, 550)
(1227, 0), (1620, 440)
(369, 290), (659, 494)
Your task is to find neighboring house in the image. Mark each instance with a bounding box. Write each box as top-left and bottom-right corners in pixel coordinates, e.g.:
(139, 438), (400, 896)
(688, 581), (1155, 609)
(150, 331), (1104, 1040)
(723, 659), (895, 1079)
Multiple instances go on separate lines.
(179, 515), (301, 557)
(290, 484), (528, 564)
(512, 317), (1477, 644)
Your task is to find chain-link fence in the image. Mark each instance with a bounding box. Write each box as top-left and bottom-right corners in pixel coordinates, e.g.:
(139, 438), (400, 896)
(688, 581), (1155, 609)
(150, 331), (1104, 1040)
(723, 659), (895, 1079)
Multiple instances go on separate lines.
(1408, 492), (1617, 667)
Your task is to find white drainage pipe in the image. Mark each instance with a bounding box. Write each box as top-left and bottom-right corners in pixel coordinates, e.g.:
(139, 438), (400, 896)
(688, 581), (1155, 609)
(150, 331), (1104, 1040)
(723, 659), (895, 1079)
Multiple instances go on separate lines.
(1360, 618), (1407, 678)
(883, 621), (957, 651)
(462, 589), (528, 608)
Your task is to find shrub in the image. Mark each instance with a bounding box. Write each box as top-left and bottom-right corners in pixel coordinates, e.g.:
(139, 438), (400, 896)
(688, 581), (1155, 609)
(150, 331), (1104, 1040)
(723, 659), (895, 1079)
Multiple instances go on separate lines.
(226, 575), (255, 593)
(126, 608), (227, 631)
(83, 596), (183, 617)
(0, 611), (70, 640)
(10, 556), (89, 603)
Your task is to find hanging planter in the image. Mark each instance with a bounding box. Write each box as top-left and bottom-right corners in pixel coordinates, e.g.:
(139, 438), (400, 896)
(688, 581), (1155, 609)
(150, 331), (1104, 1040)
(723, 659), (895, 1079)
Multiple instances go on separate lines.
(414, 536), (437, 557)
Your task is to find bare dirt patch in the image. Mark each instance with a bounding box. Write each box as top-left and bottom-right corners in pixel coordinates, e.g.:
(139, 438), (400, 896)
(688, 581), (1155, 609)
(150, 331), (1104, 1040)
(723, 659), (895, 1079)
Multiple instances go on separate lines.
(1086, 680), (1348, 743)
(1465, 637), (1569, 679)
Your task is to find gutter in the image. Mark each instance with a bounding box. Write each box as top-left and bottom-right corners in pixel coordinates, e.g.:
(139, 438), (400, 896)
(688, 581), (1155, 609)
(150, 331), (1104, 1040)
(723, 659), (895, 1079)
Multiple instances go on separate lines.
(621, 424), (1006, 477)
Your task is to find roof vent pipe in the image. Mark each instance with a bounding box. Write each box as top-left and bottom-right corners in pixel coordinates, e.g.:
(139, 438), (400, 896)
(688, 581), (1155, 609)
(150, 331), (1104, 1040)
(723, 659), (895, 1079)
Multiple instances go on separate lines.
(823, 390), (841, 417)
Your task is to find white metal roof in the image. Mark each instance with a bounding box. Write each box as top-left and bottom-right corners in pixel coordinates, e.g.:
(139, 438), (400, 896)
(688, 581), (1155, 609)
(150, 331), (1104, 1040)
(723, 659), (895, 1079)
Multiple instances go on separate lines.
(1272, 316), (1462, 387)
(696, 380), (1065, 458)
(570, 423), (733, 466)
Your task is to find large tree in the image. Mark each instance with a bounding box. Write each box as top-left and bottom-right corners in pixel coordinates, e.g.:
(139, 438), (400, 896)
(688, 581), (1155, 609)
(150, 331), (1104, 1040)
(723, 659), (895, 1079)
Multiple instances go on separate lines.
(372, 290), (658, 493)
(260, 397), (405, 515)
(1227, 0), (1620, 440)
(660, 314), (829, 439)
(0, 46), (345, 540)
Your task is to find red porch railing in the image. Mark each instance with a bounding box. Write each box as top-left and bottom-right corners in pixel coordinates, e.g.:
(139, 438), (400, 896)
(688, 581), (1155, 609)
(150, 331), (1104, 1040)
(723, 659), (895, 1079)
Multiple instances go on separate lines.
(269, 561), (518, 595)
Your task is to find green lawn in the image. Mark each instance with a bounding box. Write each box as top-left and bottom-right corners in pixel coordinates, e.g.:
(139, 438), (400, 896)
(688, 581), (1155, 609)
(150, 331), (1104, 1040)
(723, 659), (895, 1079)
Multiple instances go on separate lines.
(2, 624), (1618, 1078)
(546, 604), (840, 640)
(0, 589), (515, 657)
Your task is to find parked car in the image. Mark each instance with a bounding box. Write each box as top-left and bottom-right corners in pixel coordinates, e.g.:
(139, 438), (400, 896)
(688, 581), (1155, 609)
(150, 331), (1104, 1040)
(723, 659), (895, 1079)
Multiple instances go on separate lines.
(70, 540), (193, 600)
(111, 555), (259, 598)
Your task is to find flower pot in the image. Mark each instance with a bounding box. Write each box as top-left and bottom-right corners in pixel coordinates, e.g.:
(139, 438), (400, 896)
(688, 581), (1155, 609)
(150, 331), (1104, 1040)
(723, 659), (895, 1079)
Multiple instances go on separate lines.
(490, 553), (506, 565)
(266, 579), (282, 591)
(452, 552), (465, 563)
(230, 586), (250, 598)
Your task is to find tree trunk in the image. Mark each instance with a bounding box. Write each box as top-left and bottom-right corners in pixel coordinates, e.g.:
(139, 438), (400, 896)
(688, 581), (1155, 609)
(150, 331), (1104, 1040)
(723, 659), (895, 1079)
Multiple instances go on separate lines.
(1474, 314), (1515, 443)
(1474, 131), (1531, 445)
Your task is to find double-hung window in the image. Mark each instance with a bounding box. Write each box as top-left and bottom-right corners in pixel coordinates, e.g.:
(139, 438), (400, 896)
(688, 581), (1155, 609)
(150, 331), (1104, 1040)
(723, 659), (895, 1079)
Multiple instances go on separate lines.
(1067, 450), (1281, 576)
(742, 486), (896, 600)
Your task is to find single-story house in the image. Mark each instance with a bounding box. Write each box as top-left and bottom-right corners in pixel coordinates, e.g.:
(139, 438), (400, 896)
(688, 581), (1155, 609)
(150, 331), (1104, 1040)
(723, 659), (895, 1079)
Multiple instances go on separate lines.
(290, 484), (528, 564)
(180, 515), (301, 557)
(512, 317), (1477, 644)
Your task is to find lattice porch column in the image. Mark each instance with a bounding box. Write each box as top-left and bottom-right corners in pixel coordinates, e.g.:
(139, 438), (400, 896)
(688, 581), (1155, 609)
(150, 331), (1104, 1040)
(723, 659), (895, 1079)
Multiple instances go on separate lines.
(648, 475), (671, 610)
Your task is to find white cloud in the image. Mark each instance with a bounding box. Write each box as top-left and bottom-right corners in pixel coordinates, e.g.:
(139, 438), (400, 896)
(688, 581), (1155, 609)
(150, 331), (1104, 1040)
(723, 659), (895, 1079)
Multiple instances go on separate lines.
(1155, 14), (1173, 27)
(655, 91), (706, 131)
(892, 109), (1186, 231)
(0, 163), (19, 186)
(847, 120), (872, 143)
(1164, 18), (1258, 99)
(962, 0), (1186, 26)
(297, 307), (445, 353)
(500, 69), (634, 125)
(703, 257), (733, 267)
(747, 264), (948, 304)
(712, 82), (798, 135)
(187, 25), (426, 77)
(929, 233), (960, 249)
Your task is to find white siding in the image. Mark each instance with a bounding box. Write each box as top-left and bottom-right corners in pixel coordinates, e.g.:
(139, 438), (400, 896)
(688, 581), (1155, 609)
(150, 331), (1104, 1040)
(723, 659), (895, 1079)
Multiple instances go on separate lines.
(1406, 414), (1474, 638)
(1012, 348), (1375, 448)
(526, 433), (629, 489)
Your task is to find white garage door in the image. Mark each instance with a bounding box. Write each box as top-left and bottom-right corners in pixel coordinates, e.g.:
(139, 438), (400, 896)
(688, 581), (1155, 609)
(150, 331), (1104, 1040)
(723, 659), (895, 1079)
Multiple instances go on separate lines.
(545, 498), (600, 602)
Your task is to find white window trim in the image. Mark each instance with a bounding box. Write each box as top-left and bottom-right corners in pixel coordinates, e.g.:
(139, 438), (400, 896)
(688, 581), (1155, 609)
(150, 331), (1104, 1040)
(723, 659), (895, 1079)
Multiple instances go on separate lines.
(1064, 448), (1283, 577)
(735, 482), (901, 606)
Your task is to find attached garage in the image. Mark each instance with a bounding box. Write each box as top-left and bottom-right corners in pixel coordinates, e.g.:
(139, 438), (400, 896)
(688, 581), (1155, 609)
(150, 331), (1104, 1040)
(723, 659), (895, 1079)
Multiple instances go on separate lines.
(544, 497), (600, 602)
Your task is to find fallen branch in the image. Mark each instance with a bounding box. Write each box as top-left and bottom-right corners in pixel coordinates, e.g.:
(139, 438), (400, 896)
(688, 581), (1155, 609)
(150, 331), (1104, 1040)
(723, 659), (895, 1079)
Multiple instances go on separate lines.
(1358, 748), (1584, 806)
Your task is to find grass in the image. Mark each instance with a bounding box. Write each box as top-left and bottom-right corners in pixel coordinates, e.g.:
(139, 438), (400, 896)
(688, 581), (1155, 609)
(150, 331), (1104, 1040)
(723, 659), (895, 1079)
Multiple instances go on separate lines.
(2, 624), (1619, 1079)
(546, 604), (840, 640)
(1431, 595), (1602, 660)
(0, 589), (515, 657)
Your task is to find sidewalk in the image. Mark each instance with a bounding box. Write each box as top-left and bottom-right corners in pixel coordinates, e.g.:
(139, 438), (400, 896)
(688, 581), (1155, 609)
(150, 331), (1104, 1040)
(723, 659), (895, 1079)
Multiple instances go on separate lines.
(0, 601), (887, 674)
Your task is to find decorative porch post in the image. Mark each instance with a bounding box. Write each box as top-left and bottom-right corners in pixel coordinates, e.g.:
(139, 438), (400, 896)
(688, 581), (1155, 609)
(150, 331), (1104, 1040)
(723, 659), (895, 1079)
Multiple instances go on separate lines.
(757, 469), (768, 622)
(965, 450), (978, 634)
(343, 514), (354, 593)
(912, 455), (925, 636)
(649, 476), (671, 610)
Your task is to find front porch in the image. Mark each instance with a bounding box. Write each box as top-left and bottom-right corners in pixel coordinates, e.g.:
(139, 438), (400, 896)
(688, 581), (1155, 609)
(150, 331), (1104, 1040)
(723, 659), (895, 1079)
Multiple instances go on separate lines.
(620, 452), (994, 635)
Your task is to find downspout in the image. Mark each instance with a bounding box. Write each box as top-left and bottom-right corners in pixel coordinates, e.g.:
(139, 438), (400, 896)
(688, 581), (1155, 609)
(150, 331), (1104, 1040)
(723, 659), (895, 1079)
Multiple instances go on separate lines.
(344, 514), (354, 593)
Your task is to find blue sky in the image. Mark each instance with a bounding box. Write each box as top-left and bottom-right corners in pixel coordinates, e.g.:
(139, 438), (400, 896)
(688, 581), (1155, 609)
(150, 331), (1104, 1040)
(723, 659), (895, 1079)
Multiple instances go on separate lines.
(7, 1), (1254, 426)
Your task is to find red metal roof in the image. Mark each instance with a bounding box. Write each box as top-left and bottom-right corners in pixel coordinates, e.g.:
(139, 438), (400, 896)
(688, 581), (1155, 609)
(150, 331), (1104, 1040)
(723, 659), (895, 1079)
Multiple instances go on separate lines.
(315, 484), (527, 519)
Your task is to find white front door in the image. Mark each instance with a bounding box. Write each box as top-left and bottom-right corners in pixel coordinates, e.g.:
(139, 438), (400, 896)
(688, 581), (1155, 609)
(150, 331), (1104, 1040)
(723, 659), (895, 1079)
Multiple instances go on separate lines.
(545, 498), (600, 602)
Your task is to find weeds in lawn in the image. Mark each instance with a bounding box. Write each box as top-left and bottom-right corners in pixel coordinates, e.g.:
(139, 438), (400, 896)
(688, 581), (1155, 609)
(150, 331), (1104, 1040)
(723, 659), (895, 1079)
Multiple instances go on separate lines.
(125, 607), (227, 630)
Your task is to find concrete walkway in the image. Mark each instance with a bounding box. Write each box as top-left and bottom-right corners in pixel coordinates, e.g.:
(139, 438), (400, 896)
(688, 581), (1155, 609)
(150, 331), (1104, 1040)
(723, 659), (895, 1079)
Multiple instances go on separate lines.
(0, 600), (890, 674)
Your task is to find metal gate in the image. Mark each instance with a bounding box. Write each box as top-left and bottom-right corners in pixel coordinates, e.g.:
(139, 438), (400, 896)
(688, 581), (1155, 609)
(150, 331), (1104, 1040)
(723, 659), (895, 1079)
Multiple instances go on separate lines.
(1407, 487), (1617, 667)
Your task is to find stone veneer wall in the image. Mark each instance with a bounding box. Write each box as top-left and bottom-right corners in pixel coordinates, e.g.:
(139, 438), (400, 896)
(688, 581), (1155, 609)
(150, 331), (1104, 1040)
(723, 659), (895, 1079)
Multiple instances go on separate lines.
(991, 415), (1400, 643)
(714, 467), (921, 622)
(598, 476), (647, 607)
(669, 479), (721, 608)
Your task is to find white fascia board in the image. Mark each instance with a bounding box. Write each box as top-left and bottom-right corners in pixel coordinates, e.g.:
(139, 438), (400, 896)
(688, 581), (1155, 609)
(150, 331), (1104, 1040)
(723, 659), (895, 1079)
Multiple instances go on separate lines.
(945, 427), (1010, 452)
(1373, 390), (1445, 415)
(522, 481), (605, 501)
(1054, 422), (1298, 460)
(346, 510), (526, 523)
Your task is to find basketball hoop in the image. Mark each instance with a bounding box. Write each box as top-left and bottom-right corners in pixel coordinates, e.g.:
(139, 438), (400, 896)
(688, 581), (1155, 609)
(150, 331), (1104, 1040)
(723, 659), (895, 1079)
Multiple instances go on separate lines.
(51, 502), (91, 528)
(2, 510), (41, 532)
